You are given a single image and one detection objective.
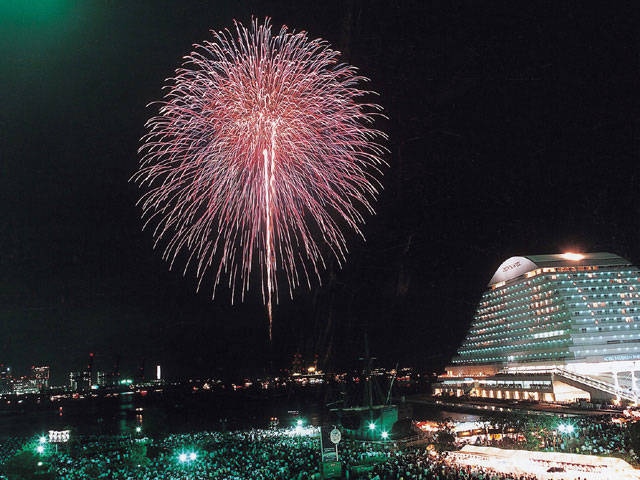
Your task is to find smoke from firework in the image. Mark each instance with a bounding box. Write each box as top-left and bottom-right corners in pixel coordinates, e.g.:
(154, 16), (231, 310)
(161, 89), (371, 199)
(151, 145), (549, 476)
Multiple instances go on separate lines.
(133, 18), (387, 339)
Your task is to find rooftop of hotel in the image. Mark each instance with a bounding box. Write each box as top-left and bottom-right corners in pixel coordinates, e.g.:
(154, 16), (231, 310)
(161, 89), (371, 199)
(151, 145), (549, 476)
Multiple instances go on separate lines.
(488, 252), (632, 286)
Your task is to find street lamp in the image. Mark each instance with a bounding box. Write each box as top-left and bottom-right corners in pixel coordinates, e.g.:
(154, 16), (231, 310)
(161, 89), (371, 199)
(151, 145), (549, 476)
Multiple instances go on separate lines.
(178, 450), (197, 464)
(558, 424), (574, 434)
(555, 423), (575, 451)
(293, 418), (307, 435)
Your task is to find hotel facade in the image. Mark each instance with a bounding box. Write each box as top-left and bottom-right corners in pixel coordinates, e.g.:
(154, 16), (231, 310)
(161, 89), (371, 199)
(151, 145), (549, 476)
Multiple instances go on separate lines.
(435, 252), (640, 404)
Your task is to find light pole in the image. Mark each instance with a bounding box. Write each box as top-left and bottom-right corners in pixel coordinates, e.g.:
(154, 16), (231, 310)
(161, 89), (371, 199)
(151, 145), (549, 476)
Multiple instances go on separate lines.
(557, 423), (575, 451)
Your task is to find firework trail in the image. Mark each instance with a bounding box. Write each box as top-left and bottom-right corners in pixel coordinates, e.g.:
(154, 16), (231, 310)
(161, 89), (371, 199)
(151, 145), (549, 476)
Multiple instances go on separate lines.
(133, 18), (387, 340)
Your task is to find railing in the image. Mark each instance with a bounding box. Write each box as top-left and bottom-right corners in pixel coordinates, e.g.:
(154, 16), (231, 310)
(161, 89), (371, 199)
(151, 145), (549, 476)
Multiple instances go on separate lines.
(552, 367), (638, 402)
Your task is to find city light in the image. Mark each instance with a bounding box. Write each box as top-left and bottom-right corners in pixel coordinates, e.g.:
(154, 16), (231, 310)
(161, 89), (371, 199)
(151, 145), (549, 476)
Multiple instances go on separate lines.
(557, 424), (575, 434)
(293, 418), (309, 435)
(178, 450), (197, 463)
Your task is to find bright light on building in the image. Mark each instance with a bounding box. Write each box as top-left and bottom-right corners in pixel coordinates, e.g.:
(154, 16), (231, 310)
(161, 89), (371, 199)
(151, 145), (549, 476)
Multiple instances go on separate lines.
(189, 452), (197, 461)
(368, 422), (376, 430)
(178, 453), (187, 463)
(561, 252), (584, 261)
(381, 431), (389, 439)
(36, 445), (45, 454)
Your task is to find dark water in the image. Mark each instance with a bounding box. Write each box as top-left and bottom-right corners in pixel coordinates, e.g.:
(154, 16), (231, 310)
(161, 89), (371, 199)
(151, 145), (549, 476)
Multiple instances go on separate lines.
(0, 390), (477, 441)
(411, 404), (480, 424)
(0, 388), (325, 440)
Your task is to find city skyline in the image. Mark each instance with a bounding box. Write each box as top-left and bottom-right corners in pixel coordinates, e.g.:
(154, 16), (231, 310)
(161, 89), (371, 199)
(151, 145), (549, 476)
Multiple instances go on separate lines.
(0, 351), (331, 386)
(1, 2), (636, 380)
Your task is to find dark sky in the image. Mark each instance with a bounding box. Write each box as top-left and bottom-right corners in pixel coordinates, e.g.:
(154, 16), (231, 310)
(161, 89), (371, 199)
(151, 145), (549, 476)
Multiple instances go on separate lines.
(1, 1), (637, 383)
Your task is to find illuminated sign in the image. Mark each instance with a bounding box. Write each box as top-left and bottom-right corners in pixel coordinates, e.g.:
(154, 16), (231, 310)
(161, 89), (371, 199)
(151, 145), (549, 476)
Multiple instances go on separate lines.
(49, 430), (70, 443)
(502, 261), (521, 273)
(603, 354), (640, 362)
(488, 256), (538, 286)
(561, 252), (584, 261)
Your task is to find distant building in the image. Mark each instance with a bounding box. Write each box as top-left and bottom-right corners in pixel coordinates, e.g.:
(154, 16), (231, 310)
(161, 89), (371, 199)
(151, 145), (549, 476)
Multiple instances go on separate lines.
(97, 370), (120, 387)
(69, 371), (80, 391)
(435, 252), (640, 403)
(69, 371), (91, 392)
(0, 365), (13, 394)
(31, 365), (50, 391)
(97, 371), (107, 387)
(81, 370), (92, 391)
(13, 377), (39, 395)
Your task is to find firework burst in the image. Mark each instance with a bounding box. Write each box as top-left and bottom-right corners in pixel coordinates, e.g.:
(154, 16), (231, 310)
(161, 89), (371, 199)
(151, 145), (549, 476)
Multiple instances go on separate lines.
(133, 18), (387, 339)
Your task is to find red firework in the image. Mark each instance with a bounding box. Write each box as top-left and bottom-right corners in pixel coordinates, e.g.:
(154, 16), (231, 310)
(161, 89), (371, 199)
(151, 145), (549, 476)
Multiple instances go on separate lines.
(133, 18), (387, 339)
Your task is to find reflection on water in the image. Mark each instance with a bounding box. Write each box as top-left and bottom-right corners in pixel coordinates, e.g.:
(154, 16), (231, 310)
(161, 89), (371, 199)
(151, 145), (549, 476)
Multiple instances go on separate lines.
(412, 404), (480, 423)
(0, 390), (328, 440)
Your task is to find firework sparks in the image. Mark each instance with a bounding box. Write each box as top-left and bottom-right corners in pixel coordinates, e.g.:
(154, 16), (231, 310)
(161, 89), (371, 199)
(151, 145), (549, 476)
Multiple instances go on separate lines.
(133, 18), (387, 340)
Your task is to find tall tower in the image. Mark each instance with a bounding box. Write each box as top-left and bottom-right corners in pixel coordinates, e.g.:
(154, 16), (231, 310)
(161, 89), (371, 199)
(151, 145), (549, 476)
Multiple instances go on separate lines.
(82, 352), (95, 390)
(0, 365), (12, 394)
(136, 358), (145, 384)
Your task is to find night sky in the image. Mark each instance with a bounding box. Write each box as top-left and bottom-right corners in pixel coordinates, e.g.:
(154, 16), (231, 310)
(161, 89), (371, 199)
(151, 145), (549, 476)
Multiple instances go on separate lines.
(1, 1), (637, 383)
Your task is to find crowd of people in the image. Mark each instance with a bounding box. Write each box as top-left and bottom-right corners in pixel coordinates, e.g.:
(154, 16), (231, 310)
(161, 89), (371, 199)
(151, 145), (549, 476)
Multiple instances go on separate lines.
(453, 414), (633, 460)
(1, 429), (320, 480)
(338, 441), (545, 480)
(514, 414), (633, 459)
(573, 416), (629, 457)
(0, 418), (637, 479)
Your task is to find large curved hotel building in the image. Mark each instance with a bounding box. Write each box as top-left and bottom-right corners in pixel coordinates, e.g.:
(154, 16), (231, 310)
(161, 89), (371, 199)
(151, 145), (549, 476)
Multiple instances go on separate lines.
(435, 252), (640, 403)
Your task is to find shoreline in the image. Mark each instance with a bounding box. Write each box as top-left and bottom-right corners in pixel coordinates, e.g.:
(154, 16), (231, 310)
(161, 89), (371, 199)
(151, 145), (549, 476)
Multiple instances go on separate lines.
(404, 394), (624, 418)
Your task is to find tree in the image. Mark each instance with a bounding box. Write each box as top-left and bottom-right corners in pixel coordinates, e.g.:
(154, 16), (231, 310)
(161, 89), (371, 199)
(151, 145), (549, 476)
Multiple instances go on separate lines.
(627, 421), (640, 455)
(434, 420), (456, 452)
